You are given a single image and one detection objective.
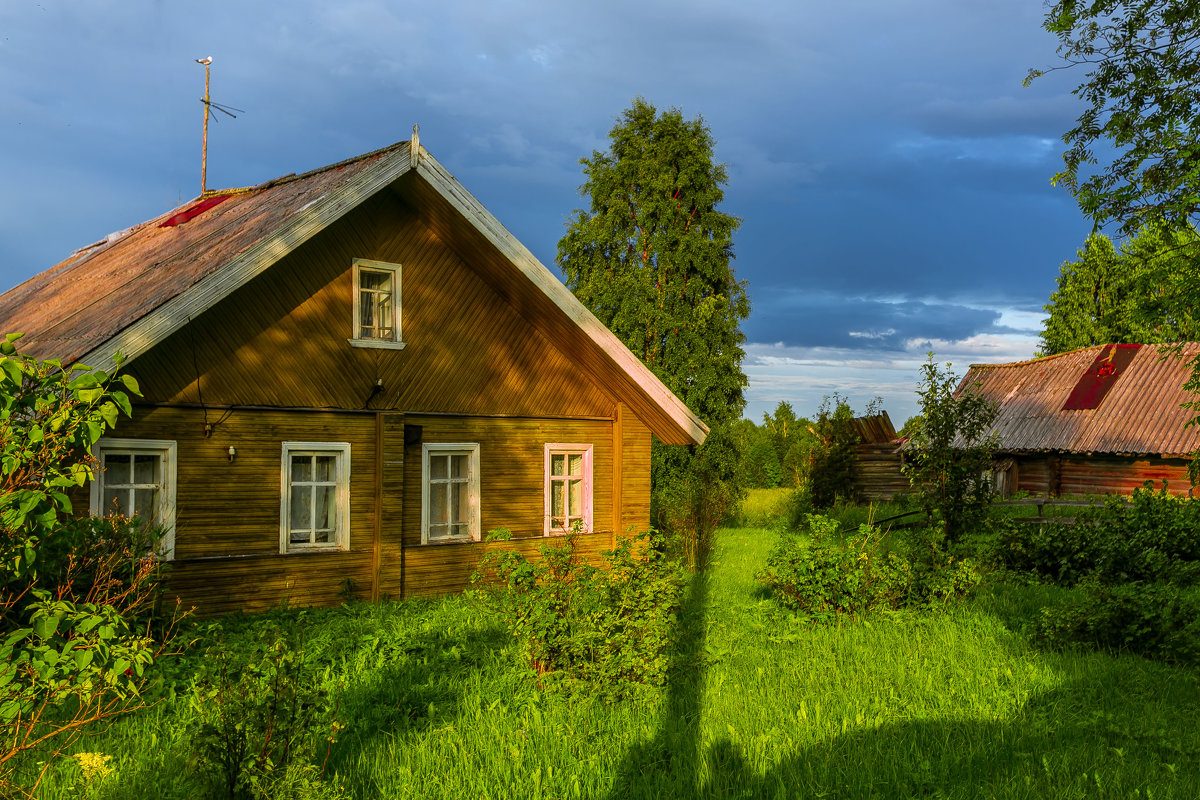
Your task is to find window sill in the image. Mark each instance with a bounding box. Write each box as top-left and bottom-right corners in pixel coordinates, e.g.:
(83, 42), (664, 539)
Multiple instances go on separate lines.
(282, 544), (348, 555)
(348, 338), (407, 350)
(422, 535), (477, 546)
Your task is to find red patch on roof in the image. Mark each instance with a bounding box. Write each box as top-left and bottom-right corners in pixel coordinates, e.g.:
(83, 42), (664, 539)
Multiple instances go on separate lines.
(1062, 343), (1141, 410)
(158, 194), (232, 228)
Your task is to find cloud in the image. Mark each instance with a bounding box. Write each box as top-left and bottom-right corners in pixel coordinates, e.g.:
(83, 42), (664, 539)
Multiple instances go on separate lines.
(746, 293), (1005, 351)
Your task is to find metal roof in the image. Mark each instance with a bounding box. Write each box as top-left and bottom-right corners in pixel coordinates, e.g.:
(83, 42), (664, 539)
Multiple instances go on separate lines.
(961, 344), (1200, 458)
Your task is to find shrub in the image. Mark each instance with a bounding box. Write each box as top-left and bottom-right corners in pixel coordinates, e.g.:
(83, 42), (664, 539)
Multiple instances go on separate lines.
(0, 333), (185, 795)
(188, 626), (346, 800)
(756, 515), (980, 621)
(994, 484), (1200, 587)
(1034, 580), (1200, 665)
(475, 530), (685, 697)
(807, 396), (862, 509)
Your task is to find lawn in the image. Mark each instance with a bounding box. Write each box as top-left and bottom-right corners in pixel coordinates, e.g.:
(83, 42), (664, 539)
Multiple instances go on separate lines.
(33, 527), (1200, 799)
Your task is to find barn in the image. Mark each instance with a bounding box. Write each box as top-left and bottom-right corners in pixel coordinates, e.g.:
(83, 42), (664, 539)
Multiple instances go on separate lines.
(0, 137), (707, 614)
(961, 343), (1200, 497)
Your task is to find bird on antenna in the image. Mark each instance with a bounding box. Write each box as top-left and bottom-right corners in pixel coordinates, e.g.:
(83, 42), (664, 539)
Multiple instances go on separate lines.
(195, 56), (212, 66)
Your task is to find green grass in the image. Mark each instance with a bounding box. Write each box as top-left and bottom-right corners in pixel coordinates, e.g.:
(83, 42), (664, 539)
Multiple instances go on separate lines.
(727, 487), (794, 528)
(30, 529), (1200, 799)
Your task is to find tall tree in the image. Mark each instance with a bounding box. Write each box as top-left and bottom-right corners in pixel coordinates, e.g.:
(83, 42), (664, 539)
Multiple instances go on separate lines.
(557, 99), (749, 565)
(1027, 0), (1200, 237)
(1040, 227), (1200, 354)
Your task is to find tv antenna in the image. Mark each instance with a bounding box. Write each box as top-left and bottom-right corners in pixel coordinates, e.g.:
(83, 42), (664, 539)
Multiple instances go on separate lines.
(195, 57), (244, 194)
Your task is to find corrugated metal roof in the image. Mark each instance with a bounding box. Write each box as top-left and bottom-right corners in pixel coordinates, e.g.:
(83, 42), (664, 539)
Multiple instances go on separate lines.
(962, 344), (1200, 458)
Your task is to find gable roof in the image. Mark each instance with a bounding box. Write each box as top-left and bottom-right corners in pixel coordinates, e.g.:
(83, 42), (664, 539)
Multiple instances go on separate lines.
(0, 139), (707, 446)
(961, 343), (1200, 458)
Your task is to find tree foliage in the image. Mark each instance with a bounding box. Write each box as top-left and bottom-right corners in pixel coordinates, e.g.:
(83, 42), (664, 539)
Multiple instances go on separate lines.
(1028, 0), (1200, 237)
(902, 357), (999, 547)
(0, 333), (182, 795)
(807, 396), (864, 510)
(1040, 226), (1200, 354)
(557, 99), (749, 565)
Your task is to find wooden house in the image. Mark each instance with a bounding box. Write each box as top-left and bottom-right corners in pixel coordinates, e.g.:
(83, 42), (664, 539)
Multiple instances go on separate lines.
(0, 137), (708, 615)
(961, 343), (1200, 497)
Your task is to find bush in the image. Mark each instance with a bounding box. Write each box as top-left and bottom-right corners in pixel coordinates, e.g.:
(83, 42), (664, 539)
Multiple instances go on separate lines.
(756, 515), (981, 621)
(189, 625), (346, 800)
(475, 530), (685, 698)
(994, 484), (1200, 586)
(807, 396), (862, 509)
(1034, 580), (1200, 665)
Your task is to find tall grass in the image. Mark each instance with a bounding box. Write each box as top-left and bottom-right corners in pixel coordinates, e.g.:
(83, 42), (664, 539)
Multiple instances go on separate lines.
(30, 529), (1200, 799)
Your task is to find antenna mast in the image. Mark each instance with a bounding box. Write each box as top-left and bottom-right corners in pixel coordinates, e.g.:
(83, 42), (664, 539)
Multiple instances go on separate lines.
(194, 57), (242, 195)
(196, 57), (213, 194)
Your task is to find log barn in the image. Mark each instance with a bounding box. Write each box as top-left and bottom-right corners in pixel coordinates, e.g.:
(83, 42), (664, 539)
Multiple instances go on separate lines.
(961, 343), (1200, 497)
(0, 137), (707, 614)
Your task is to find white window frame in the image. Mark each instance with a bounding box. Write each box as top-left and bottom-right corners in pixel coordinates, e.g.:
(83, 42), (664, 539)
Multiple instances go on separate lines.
(421, 443), (481, 544)
(279, 441), (351, 553)
(349, 258), (405, 350)
(90, 438), (177, 560)
(543, 443), (593, 536)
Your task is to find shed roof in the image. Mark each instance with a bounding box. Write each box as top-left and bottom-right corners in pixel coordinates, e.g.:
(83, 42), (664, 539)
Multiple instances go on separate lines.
(961, 343), (1200, 458)
(0, 139), (708, 446)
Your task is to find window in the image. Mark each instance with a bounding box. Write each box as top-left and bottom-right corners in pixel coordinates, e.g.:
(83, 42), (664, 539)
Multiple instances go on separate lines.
(280, 442), (351, 552)
(544, 444), (592, 536)
(350, 258), (405, 349)
(421, 443), (480, 543)
(90, 438), (177, 559)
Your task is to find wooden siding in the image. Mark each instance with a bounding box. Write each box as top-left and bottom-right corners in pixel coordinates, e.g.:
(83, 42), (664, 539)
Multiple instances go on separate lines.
(399, 415), (615, 545)
(853, 443), (907, 501)
(96, 405), (376, 614)
(86, 405), (649, 612)
(1013, 454), (1192, 497)
(127, 189), (617, 422)
(619, 407), (652, 534)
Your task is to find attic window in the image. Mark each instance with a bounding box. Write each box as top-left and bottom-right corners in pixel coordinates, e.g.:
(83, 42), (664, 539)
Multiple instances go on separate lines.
(349, 258), (405, 350)
(158, 194), (232, 228)
(1061, 343), (1141, 411)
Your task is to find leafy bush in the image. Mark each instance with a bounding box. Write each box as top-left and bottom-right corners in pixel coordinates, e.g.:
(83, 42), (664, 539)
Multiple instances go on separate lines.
(189, 626), (346, 800)
(476, 530), (685, 698)
(756, 515), (981, 621)
(0, 333), (184, 795)
(994, 484), (1200, 586)
(1034, 580), (1200, 665)
(807, 396), (862, 509)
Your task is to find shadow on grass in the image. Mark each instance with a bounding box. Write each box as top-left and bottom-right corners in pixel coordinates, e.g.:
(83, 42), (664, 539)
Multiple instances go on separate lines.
(606, 565), (711, 798)
(602, 542), (1200, 799)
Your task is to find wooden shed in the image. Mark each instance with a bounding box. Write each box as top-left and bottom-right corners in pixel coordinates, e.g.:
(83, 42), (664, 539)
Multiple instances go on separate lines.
(849, 411), (907, 501)
(961, 343), (1200, 497)
(0, 137), (707, 615)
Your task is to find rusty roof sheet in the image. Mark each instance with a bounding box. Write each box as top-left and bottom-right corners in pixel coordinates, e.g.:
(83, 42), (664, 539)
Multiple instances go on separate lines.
(961, 344), (1200, 458)
(0, 142), (404, 364)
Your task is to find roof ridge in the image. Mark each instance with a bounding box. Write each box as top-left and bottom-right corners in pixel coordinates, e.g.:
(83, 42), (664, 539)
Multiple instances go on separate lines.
(968, 342), (1190, 371)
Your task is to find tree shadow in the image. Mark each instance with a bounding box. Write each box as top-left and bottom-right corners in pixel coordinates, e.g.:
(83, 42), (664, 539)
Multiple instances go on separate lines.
(602, 556), (1200, 799)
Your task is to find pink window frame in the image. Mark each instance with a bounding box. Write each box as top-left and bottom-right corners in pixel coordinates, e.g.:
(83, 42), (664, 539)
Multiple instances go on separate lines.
(543, 443), (593, 536)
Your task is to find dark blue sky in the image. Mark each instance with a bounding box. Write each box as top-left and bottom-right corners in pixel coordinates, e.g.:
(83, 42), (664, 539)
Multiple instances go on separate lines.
(0, 0), (1093, 424)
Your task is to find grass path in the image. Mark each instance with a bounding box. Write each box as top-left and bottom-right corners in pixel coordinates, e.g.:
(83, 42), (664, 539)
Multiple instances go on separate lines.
(35, 527), (1200, 799)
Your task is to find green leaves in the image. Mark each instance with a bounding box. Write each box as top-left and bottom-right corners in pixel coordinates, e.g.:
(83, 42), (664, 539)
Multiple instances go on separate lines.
(902, 357), (999, 546)
(1032, 0), (1200, 237)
